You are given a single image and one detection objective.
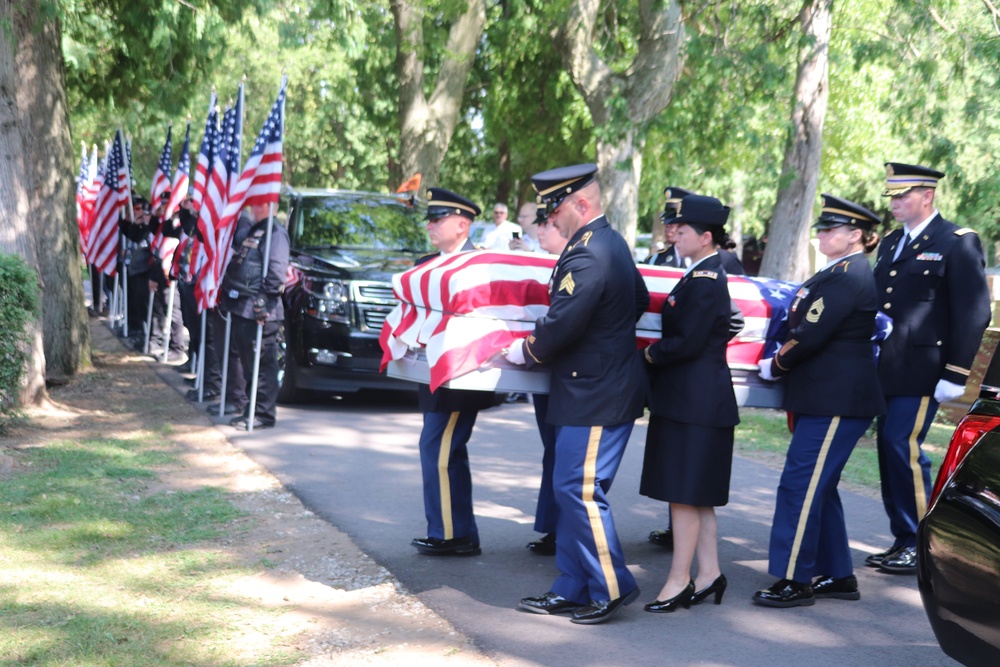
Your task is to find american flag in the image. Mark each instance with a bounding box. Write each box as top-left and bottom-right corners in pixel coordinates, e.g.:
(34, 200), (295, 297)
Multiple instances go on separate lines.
(209, 86), (245, 301)
(379, 251), (800, 391)
(164, 123), (191, 219)
(217, 76), (285, 223)
(76, 143), (91, 253)
(193, 82), (244, 312)
(150, 126), (172, 207)
(85, 130), (131, 275)
(192, 92), (218, 208)
(80, 143), (103, 256)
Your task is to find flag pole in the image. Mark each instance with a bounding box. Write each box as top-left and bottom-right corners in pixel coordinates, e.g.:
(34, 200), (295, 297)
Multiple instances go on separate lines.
(219, 80), (245, 418)
(246, 74), (284, 434)
(160, 280), (177, 362)
(143, 290), (154, 354)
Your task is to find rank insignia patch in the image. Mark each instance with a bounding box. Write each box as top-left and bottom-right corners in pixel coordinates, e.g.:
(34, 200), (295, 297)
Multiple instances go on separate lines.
(580, 231), (593, 247)
(559, 272), (575, 295)
(806, 297), (825, 323)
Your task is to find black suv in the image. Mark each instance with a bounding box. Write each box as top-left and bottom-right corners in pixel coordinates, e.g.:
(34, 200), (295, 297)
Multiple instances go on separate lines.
(278, 187), (429, 402)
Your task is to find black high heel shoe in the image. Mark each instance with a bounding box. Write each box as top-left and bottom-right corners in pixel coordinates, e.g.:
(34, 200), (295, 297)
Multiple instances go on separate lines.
(689, 574), (727, 606)
(644, 580), (695, 613)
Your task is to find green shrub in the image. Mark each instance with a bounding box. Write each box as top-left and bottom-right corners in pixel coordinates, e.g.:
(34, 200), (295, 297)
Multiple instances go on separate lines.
(0, 253), (41, 429)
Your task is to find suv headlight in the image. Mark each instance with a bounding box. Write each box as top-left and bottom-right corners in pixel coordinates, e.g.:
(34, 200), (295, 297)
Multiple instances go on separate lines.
(303, 277), (350, 323)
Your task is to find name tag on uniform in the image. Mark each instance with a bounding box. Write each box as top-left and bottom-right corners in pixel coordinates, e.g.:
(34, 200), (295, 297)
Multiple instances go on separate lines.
(916, 252), (942, 261)
(242, 237), (260, 248)
(228, 289), (240, 299)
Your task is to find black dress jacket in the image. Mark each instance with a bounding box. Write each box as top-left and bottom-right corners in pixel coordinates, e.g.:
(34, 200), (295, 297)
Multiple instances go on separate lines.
(644, 253), (740, 427)
(771, 253), (885, 418)
(416, 239), (497, 413)
(524, 216), (650, 426)
(872, 214), (991, 396)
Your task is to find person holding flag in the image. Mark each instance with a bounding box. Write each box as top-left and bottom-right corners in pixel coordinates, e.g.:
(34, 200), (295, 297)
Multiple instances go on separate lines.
(217, 78), (288, 431)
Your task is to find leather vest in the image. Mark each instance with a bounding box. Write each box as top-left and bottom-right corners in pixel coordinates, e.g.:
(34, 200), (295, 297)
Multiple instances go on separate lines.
(224, 224), (268, 297)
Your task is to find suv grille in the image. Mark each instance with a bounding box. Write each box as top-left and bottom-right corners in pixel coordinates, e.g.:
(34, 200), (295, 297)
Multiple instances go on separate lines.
(352, 281), (398, 333)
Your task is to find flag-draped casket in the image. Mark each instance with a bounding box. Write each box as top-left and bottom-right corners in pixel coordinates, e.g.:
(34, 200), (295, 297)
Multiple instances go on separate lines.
(380, 251), (798, 407)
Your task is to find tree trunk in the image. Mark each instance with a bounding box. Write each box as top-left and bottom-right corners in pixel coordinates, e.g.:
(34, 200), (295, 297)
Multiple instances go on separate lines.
(391, 0), (485, 192)
(0, 3), (46, 406)
(554, 0), (685, 247)
(15, 2), (91, 379)
(596, 130), (642, 249)
(759, 0), (832, 282)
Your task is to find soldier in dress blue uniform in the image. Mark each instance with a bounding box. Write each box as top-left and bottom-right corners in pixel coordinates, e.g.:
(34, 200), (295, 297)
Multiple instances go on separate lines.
(645, 186), (692, 268)
(525, 198), (569, 557)
(505, 163), (650, 624)
(867, 163), (991, 574)
(410, 188), (498, 557)
(640, 195), (741, 613)
(752, 195), (887, 607)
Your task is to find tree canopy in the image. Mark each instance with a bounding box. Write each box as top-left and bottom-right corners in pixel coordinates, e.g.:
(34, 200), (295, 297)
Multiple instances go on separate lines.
(61, 0), (1000, 261)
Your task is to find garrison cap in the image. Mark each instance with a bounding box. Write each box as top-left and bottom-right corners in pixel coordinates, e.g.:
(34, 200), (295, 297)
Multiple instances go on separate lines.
(661, 186), (695, 222)
(673, 194), (730, 228)
(531, 163), (598, 214)
(814, 194), (880, 231)
(882, 162), (945, 197)
(424, 187), (481, 221)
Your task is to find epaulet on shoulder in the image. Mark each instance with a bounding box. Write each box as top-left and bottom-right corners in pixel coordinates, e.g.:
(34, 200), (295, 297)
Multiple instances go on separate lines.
(692, 270), (718, 280)
(833, 260), (850, 273)
(955, 228), (978, 237)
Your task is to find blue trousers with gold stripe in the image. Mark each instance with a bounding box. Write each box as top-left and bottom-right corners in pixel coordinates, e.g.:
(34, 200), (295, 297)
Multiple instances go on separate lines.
(531, 394), (559, 534)
(550, 423), (637, 604)
(876, 395), (937, 548)
(419, 410), (480, 543)
(769, 414), (872, 583)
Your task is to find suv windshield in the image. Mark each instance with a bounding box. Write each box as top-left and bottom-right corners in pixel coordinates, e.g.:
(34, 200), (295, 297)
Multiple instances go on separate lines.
(289, 194), (429, 252)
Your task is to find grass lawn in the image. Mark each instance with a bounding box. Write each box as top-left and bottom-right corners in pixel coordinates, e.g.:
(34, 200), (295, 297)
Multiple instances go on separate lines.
(0, 432), (298, 666)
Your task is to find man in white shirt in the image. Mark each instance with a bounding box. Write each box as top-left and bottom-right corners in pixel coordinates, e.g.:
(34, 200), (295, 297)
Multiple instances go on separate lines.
(482, 202), (522, 250)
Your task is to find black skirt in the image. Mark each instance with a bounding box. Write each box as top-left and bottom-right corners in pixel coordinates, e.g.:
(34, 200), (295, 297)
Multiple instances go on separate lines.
(640, 415), (734, 507)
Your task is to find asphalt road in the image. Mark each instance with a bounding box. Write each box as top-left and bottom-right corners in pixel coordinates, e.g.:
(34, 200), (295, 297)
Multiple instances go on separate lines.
(193, 386), (955, 667)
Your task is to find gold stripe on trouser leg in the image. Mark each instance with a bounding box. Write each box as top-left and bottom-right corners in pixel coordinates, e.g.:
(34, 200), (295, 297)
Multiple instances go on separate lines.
(909, 397), (931, 519)
(786, 417), (840, 580)
(438, 412), (459, 540)
(582, 426), (619, 600)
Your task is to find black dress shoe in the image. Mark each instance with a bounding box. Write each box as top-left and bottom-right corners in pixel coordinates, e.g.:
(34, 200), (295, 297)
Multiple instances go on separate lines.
(410, 536), (481, 556)
(648, 528), (674, 549)
(878, 546), (917, 574)
(186, 388), (219, 402)
(752, 579), (815, 608)
(526, 533), (556, 556)
(865, 545), (902, 567)
(230, 416), (275, 431)
(812, 574), (860, 600)
(206, 402), (244, 416)
(644, 580), (694, 613)
(518, 592), (583, 615)
(570, 586), (640, 625)
(690, 574), (728, 606)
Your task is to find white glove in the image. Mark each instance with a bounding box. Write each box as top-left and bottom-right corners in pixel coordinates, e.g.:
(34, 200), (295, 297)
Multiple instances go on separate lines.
(934, 379), (965, 404)
(505, 338), (526, 365)
(758, 358), (776, 382)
